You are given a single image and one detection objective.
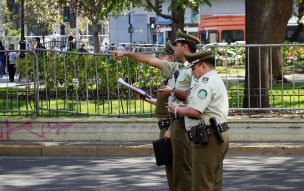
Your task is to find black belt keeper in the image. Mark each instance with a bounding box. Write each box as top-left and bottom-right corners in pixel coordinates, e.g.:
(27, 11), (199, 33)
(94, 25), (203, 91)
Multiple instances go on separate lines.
(218, 122), (229, 132)
(158, 119), (171, 129)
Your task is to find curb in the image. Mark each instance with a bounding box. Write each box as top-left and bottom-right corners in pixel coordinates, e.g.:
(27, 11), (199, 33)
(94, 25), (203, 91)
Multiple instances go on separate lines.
(1, 143), (303, 157)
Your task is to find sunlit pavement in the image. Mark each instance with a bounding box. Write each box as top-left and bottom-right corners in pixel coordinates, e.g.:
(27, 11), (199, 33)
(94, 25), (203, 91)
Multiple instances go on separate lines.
(0, 155), (303, 191)
(0, 73), (23, 88)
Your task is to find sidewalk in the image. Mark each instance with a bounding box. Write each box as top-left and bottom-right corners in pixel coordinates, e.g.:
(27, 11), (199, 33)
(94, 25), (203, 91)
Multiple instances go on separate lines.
(0, 73), (23, 88)
(1, 141), (303, 157)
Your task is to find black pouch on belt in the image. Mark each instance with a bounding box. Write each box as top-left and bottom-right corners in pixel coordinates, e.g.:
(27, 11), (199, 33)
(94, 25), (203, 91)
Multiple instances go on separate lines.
(191, 119), (208, 145)
(158, 119), (171, 129)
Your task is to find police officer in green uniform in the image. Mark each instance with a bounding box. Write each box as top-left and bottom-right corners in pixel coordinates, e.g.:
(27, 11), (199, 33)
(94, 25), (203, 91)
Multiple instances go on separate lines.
(112, 30), (200, 191)
(158, 30), (200, 191)
(167, 50), (229, 191)
(135, 40), (175, 191)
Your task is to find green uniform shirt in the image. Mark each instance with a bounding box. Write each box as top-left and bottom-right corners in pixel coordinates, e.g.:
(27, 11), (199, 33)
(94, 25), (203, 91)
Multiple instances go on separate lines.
(160, 60), (192, 104)
(185, 70), (229, 130)
(155, 79), (170, 118)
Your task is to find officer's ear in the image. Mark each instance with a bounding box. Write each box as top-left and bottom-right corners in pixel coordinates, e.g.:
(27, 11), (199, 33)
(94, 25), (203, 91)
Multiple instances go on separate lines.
(201, 62), (206, 69)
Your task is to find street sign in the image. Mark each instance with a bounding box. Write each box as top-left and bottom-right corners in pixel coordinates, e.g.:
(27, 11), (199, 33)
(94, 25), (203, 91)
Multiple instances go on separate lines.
(128, 26), (134, 33)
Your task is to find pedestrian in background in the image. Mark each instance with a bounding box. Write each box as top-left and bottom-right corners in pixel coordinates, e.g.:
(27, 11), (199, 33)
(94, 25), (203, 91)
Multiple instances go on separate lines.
(167, 50), (229, 191)
(67, 35), (76, 51)
(78, 43), (88, 52)
(0, 41), (5, 78)
(35, 37), (46, 57)
(8, 44), (17, 82)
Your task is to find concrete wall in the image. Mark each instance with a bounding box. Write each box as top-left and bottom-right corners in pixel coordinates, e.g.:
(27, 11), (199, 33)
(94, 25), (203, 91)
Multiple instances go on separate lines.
(1, 118), (304, 142)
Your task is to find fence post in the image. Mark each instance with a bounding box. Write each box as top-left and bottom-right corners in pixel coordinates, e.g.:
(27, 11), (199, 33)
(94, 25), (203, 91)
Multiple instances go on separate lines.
(32, 51), (40, 115)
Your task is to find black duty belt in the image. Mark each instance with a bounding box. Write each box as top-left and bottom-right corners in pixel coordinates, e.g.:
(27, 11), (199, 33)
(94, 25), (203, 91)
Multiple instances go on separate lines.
(206, 122), (229, 135)
(158, 119), (171, 129)
(189, 122), (229, 135)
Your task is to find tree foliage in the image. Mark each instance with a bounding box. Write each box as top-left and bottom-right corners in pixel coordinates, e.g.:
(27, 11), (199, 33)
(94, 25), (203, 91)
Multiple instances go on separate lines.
(2, 0), (20, 36)
(24, 0), (61, 36)
(142, 0), (211, 40)
(288, 0), (304, 42)
(57, 0), (140, 53)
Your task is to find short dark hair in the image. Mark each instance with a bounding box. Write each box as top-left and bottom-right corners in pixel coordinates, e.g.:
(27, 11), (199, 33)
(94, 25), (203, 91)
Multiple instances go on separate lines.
(203, 57), (215, 67)
(181, 41), (197, 53)
(35, 37), (40, 42)
(68, 35), (74, 41)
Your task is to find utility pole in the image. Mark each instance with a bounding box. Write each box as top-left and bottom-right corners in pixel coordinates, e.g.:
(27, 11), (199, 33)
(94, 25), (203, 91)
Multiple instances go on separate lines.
(19, 0), (26, 57)
(128, 12), (134, 45)
(0, 1), (4, 37)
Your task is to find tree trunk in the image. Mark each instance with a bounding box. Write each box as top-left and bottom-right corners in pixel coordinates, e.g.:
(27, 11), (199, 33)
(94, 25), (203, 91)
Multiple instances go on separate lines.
(243, 0), (293, 109)
(271, 47), (284, 81)
(170, 5), (185, 42)
(92, 21), (100, 53)
(268, 1), (293, 81)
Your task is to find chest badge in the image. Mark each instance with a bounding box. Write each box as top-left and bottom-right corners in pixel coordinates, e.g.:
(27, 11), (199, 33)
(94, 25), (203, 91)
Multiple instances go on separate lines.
(198, 89), (207, 99)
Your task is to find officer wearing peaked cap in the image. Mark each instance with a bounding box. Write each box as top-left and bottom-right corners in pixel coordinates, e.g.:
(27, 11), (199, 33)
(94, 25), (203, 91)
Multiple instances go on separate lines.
(158, 29), (200, 191)
(154, 40), (175, 190)
(133, 40), (175, 190)
(173, 29), (201, 45)
(112, 29), (200, 191)
(167, 50), (230, 191)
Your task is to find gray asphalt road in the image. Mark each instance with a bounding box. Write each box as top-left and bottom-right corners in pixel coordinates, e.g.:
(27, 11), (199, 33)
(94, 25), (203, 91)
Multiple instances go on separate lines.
(0, 155), (303, 191)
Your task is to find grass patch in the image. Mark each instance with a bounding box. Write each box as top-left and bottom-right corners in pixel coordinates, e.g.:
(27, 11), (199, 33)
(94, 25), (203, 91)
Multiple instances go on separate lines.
(0, 81), (304, 117)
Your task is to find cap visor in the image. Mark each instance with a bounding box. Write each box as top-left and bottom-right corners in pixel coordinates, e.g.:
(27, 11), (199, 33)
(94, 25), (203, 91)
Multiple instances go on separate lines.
(186, 63), (194, 69)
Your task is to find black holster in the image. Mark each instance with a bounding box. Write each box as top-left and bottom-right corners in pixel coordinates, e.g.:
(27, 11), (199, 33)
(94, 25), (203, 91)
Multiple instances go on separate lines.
(209, 117), (224, 145)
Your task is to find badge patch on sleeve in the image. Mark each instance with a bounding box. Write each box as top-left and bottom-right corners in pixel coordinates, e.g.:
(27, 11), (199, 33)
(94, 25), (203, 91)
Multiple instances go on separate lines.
(198, 89), (207, 99)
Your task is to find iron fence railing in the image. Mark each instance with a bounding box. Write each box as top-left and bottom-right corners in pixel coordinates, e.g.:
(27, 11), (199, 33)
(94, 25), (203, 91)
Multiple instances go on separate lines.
(0, 44), (303, 118)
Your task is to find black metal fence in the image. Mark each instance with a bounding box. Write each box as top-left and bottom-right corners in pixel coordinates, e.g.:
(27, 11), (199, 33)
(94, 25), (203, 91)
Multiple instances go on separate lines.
(0, 44), (303, 118)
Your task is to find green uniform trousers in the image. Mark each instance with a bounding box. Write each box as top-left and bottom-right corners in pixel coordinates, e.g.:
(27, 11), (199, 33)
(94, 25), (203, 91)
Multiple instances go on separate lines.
(192, 131), (229, 191)
(170, 118), (192, 191)
(159, 128), (174, 191)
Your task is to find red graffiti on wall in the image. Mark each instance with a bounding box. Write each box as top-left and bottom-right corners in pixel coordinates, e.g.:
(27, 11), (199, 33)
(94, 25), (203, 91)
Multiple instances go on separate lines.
(0, 120), (73, 141)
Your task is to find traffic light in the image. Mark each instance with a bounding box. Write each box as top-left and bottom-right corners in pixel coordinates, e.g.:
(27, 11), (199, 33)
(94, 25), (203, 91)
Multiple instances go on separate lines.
(150, 17), (156, 29)
(155, 0), (162, 12)
(63, 6), (70, 22)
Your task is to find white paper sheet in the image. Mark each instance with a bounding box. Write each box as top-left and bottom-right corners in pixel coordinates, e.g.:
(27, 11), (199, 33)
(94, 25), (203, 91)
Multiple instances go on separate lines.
(118, 78), (152, 99)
